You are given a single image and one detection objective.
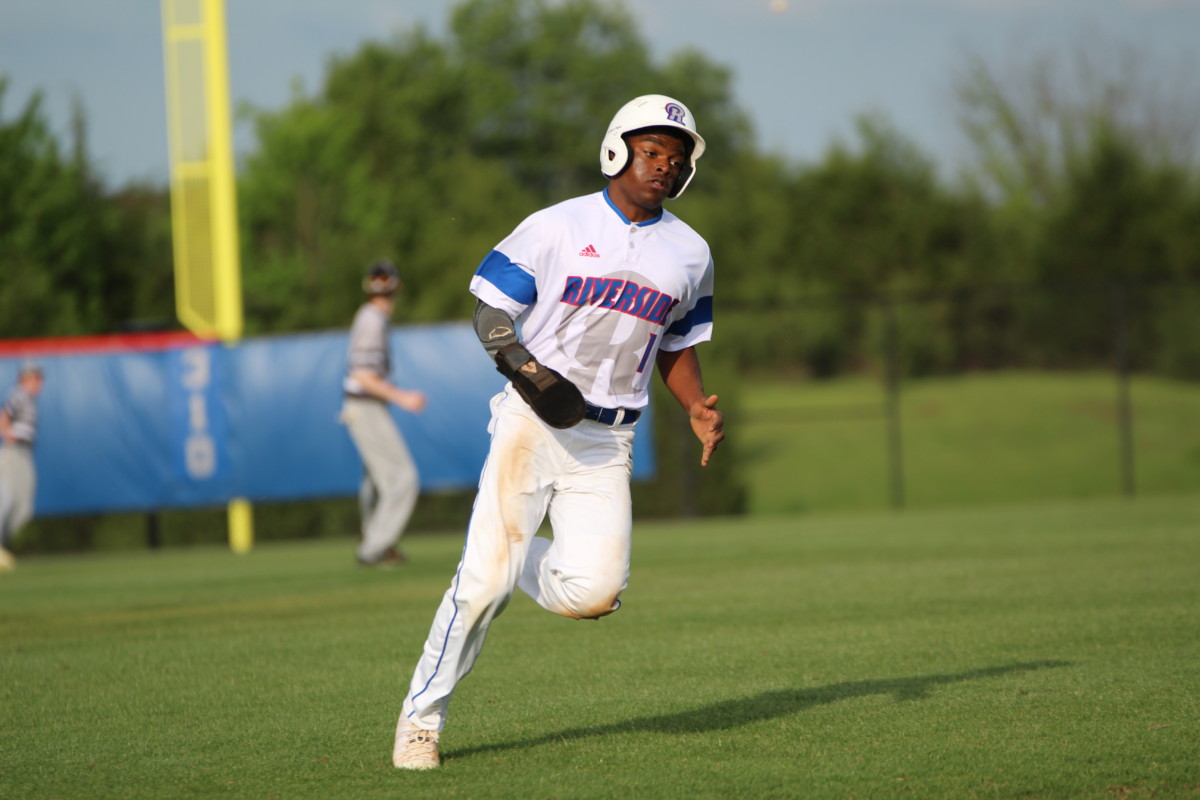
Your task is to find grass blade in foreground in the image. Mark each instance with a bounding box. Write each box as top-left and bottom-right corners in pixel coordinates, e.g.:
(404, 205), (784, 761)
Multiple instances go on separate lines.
(1, 494), (1197, 798)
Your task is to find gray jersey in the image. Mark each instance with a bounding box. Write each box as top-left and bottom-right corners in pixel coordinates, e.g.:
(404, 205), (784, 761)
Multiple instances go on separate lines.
(2, 387), (38, 444)
(343, 302), (391, 397)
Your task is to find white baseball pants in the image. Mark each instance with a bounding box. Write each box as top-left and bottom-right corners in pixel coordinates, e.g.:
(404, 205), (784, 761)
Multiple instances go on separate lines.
(400, 387), (635, 732)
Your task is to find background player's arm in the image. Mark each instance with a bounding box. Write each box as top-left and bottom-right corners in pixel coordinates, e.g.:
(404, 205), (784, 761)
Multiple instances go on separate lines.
(350, 369), (426, 413)
(0, 407), (13, 444)
(656, 347), (724, 466)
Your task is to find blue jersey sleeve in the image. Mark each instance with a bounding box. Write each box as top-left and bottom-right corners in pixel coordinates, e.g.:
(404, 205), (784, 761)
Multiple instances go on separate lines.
(474, 250), (537, 304)
(660, 252), (715, 352)
(470, 250), (537, 319)
(666, 294), (712, 338)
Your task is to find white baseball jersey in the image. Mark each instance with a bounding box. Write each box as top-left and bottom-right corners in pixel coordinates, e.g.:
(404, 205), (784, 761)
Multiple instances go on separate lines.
(469, 188), (714, 410)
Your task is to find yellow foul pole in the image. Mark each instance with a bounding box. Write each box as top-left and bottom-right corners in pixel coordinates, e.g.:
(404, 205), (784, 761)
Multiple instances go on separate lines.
(162, 0), (252, 553)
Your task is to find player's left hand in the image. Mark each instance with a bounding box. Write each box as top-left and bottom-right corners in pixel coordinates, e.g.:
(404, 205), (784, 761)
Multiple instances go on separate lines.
(689, 394), (724, 466)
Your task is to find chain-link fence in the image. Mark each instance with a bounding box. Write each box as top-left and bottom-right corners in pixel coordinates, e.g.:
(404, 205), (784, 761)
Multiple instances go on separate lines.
(729, 279), (1200, 513)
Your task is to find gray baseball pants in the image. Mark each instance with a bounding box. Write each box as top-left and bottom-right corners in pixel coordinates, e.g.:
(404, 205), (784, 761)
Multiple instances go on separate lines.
(0, 445), (35, 548)
(341, 397), (419, 562)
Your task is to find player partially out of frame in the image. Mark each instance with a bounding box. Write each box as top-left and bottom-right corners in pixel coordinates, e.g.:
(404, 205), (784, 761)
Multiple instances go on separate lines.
(391, 94), (724, 770)
(0, 361), (44, 571)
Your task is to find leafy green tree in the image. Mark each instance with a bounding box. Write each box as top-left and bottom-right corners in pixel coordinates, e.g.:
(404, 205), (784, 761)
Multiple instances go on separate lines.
(956, 44), (1200, 199)
(953, 44), (1200, 372)
(1043, 127), (1200, 284)
(1027, 126), (1200, 368)
(236, 0), (751, 335)
(0, 80), (174, 338)
(704, 115), (1004, 377)
(235, 0), (752, 514)
(0, 82), (103, 336)
(100, 183), (176, 331)
(953, 44), (1200, 281)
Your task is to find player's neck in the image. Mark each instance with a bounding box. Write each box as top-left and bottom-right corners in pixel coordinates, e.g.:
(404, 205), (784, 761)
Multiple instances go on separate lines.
(605, 185), (663, 224)
(369, 295), (395, 315)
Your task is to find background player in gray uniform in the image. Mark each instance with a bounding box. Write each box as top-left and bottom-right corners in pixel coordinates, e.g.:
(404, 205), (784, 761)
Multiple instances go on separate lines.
(392, 95), (725, 769)
(0, 361), (44, 571)
(341, 261), (427, 567)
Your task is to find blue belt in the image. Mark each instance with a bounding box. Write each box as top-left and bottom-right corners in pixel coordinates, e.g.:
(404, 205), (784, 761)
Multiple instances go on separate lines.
(584, 403), (641, 427)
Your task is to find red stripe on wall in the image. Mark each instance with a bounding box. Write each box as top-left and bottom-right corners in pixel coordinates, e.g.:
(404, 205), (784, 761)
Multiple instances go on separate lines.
(0, 331), (212, 356)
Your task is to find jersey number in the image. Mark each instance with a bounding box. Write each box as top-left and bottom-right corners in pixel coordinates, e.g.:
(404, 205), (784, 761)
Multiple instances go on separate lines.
(636, 333), (658, 374)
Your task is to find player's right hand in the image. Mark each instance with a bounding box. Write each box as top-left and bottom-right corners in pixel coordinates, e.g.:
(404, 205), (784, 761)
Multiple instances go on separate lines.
(494, 344), (585, 429)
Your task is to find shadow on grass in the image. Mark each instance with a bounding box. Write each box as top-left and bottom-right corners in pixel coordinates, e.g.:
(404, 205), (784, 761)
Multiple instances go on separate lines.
(450, 660), (1068, 761)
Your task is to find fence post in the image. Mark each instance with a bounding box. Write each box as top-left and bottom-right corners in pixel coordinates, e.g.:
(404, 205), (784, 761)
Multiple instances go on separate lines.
(883, 298), (906, 510)
(145, 512), (161, 550)
(1112, 284), (1136, 498)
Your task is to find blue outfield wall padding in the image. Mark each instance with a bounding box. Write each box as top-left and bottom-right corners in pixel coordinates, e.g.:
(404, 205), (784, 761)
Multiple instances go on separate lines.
(0, 322), (656, 518)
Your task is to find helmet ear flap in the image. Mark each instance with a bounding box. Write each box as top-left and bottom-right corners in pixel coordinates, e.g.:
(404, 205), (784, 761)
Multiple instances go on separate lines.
(600, 135), (631, 179)
(667, 164), (694, 199)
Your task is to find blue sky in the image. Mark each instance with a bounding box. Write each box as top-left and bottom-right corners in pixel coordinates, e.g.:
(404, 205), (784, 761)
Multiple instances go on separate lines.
(1, 0), (1197, 186)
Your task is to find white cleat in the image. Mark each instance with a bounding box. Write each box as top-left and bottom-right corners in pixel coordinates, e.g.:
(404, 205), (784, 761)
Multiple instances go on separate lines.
(393, 718), (440, 770)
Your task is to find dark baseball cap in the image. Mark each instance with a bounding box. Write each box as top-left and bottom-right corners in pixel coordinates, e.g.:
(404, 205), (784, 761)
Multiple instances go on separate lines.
(364, 260), (401, 294)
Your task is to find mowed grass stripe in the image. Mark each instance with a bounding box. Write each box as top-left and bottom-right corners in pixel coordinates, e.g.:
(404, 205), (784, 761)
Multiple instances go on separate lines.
(2, 494), (1197, 799)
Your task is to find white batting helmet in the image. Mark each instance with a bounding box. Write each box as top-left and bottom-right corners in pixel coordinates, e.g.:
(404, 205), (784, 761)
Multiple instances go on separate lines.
(599, 94), (706, 198)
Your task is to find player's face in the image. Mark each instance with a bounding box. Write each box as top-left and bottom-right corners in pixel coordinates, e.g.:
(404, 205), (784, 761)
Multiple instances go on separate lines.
(610, 130), (690, 220)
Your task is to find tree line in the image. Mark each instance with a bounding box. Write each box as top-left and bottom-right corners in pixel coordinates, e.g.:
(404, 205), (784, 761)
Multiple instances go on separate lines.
(4, 0), (1199, 376)
(3, 0), (1199, 543)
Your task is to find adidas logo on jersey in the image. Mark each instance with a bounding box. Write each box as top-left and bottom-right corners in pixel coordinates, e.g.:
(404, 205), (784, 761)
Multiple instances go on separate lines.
(578, 244), (600, 258)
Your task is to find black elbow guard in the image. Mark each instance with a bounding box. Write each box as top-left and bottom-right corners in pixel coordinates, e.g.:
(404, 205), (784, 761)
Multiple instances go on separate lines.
(473, 301), (519, 356)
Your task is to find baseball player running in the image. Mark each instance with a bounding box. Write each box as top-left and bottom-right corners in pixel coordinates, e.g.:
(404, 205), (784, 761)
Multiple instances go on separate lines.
(392, 94), (724, 769)
(341, 261), (427, 567)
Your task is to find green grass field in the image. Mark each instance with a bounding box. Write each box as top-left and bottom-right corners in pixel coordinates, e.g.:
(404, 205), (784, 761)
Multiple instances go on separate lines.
(742, 372), (1200, 515)
(3, 493), (1198, 799)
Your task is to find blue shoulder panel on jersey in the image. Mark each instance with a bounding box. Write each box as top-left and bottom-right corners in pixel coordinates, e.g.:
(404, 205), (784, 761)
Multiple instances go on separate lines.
(667, 295), (713, 337)
(475, 250), (537, 305)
